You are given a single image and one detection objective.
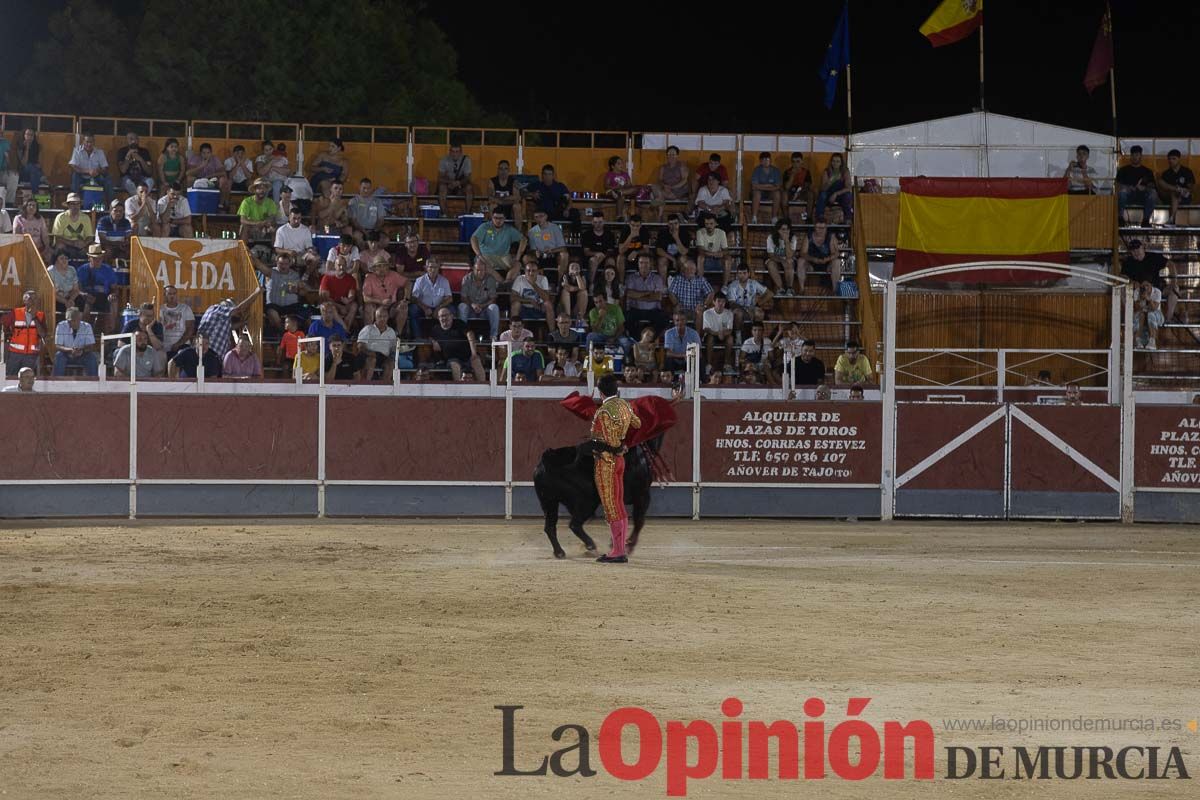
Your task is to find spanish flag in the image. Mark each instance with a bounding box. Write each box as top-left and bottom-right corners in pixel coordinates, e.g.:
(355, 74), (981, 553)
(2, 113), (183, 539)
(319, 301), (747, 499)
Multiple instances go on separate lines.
(920, 0), (983, 47)
(895, 178), (1070, 283)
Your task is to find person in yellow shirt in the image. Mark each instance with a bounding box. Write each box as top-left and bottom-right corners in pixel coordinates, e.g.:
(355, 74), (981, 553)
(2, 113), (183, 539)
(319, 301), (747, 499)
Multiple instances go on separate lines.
(52, 194), (94, 258)
(834, 340), (873, 385)
(295, 339), (323, 382)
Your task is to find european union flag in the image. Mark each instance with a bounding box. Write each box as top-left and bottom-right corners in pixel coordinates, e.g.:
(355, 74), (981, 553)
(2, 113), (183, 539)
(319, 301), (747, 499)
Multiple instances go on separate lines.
(820, 3), (850, 110)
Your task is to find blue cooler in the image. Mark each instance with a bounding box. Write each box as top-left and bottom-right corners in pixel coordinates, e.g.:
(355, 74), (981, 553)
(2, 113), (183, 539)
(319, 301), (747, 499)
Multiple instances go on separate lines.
(187, 188), (220, 214)
(313, 234), (340, 262)
(81, 184), (105, 209)
(420, 204), (441, 219)
(458, 213), (485, 242)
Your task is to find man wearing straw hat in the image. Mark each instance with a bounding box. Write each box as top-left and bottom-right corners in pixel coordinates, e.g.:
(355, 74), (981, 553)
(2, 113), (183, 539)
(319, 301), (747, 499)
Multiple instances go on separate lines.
(52, 193), (94, 259)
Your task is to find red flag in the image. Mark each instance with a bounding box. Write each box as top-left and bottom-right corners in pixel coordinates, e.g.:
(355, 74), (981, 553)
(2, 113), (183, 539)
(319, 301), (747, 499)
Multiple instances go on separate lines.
(1083, 4), (1113, 93)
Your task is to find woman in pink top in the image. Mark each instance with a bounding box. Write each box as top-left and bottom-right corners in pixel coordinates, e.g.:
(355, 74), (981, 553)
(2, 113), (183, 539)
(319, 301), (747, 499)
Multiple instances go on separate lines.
(603, 156), (647, 219)
(222, 336), (264, 379)
(13, 198), (50, 260)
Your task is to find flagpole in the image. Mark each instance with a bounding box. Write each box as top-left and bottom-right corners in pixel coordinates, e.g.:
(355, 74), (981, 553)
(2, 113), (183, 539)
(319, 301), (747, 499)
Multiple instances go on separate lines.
(1109, 67), (1118, 141)
(978, 19), (986, 112)
(979, 21), (988, 176)
(845, 1), (854, 142)
(1107, 3), (1118, 142)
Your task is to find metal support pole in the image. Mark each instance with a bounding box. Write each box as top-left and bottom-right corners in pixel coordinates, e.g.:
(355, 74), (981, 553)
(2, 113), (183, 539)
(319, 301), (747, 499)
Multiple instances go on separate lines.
(690, 343), (702, 520)
(101, 332), (136, 516)
(997, 349), (1006, 403)
(406, 129), (415, 194)
(297, 336), (327, 516)
(880, 280), (898, 520)
(504, 341), (513, 520)
(1120, 284), (1135, 522)
(734, 136), (744, 203)
(318, 344), (326, 517)
(1109, 285), (1121, 404)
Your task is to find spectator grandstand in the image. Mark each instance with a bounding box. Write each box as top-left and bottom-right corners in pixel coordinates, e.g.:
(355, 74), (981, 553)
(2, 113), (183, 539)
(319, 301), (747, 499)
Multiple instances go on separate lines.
(1, 110), (1197, 393)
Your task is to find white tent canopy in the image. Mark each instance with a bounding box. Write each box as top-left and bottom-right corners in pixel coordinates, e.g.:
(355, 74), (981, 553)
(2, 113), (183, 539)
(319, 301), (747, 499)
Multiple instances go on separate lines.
(849, 112), (1116, 191)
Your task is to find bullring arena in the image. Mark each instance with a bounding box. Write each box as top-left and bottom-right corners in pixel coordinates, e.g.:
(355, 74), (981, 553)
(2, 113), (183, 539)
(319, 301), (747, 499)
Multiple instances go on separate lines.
(2, 519), (1197, 798)
(4, 91), (1200, 796)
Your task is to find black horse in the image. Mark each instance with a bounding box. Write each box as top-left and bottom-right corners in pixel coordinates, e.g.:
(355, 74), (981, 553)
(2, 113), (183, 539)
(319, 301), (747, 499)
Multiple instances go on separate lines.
(533, 438), (659, 559)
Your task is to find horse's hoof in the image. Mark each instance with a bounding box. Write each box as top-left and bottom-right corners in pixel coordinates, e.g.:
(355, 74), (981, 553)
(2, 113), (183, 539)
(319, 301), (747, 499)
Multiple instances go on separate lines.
(584, 545), (598, 555)
(554, 550), (566, 559)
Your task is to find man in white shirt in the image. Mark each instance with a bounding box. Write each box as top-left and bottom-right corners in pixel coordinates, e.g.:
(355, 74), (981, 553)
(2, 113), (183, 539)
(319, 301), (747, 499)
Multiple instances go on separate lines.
(125, 184), (155, 236)
(223, 145), (255, 191)
(408, 259), (453, 335)
(154, 182), (193, 238)
(740, 321), (776, 383)
(323, 234), (362, 276)
(510, 258), (556, 322)
(355, 307), (398, 381)
(497, 316), (534, 344)
(52, 307), (99, 376)
(274, 207), (321, 275)
(694, 172), (735, 231)
(3, 367), (36, 392)
(69, 134), (112, 204)
(722, 263), (773, 333)
(159, 284), (196, 358)
(701, 292), (735, 375)
(694, 213), (731, 284)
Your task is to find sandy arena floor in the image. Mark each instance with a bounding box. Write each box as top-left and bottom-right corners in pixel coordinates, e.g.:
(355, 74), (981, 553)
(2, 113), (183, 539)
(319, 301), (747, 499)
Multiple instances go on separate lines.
(0, 518), (1197, 798)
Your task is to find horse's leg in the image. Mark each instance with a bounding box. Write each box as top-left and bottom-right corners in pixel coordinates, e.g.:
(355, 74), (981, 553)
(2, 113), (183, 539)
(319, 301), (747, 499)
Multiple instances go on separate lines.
(628, 487), (650, 554)
(569, 502), (598, 553)
(536, 485), (567, 559)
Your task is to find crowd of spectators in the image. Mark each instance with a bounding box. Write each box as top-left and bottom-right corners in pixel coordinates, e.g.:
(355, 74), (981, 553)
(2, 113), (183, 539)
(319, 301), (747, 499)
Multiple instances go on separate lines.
(0, 132), (877, 387)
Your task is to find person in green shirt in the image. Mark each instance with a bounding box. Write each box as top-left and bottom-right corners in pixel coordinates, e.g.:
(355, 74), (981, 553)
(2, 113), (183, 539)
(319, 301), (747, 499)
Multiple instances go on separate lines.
(834, 340), (873, 385)
(470, 209), (522, 282)
(238, 178), (280, 241)
(586, 299), (633, 357)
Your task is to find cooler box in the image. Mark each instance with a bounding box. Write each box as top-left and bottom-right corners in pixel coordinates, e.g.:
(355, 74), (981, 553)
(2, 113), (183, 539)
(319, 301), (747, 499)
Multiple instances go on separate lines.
(81, 184), (105, 209)
(313, 234), (340, 262)
(187, 188), (220, 214)
(419, 204), (441, 219)
(458, 213), (485, 243)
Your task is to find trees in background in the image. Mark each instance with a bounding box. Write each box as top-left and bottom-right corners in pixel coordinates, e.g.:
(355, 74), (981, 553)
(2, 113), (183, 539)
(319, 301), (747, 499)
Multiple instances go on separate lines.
(10, 0), (508, 126)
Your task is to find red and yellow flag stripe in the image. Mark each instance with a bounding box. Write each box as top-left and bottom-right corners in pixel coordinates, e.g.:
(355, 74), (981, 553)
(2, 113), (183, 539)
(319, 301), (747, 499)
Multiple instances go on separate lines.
(920, 0), (983, 47)
(894, 178), (1070, 281)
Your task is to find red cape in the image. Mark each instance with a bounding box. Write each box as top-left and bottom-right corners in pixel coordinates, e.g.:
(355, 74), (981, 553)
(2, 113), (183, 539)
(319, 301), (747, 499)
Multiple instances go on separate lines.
(560, 391), (678, 448)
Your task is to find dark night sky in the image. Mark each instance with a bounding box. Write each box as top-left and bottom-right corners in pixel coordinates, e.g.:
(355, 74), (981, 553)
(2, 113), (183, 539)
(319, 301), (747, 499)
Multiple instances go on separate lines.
(4, 1), (1199, 137)
(429, 0), (1200, 137)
